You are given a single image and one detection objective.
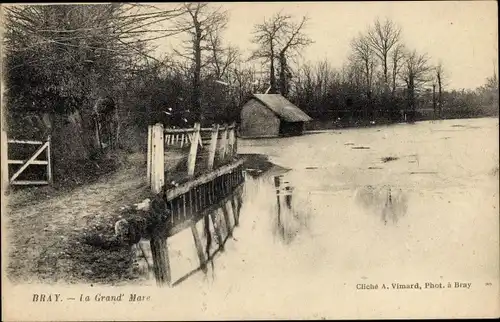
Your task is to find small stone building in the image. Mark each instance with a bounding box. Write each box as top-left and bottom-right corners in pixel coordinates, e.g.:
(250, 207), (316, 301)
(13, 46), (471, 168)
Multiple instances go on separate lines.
(239, 94), (312, 138)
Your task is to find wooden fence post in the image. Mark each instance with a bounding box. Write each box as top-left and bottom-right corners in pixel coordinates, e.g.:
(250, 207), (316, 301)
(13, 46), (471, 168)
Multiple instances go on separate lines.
(233, 122), (238, 156)
(147, 126), (152, 185)
(187, 123), (200, 177)
(150, 234), (171, 286)
(151, 123), (164, 194)
(1, 130), (9, 191)
(220, 124), (228, 162)
(46, 136), (53, 184)
(207, 124), (219, 170)
(228, 122), (236, 157)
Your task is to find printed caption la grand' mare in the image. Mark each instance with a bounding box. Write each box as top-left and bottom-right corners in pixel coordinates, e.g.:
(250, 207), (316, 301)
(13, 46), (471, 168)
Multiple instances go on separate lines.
(356, 281), (473, 290)
(32, 293), (151, 302)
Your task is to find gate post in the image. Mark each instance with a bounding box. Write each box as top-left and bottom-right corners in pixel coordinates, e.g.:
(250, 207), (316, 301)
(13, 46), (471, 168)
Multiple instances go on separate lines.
(1, 130), (8, 191)
(150, 123), (164, 194)
(147, 126), (153, 185)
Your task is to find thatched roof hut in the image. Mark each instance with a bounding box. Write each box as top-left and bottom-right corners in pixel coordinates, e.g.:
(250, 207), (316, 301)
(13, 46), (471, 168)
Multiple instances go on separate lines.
(239, 94), (312, 138)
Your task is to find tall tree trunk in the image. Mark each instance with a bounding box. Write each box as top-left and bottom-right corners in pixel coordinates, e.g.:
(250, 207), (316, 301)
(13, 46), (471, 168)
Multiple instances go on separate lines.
(437, 73), (442, 119)
(269, 54), (277, 94)
(408, 76), (415, 122)
(383, 57), (389, 93)
(193, 27), (202, 123)
(278, 52), (288, 97)
(432, 84), (437, 120)
(392, 65), (397, 96)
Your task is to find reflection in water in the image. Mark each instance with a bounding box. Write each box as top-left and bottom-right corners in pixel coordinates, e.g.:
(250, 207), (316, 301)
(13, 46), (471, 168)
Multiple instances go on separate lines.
(355, 185), (409, 225)
(272, 175), (310, 244)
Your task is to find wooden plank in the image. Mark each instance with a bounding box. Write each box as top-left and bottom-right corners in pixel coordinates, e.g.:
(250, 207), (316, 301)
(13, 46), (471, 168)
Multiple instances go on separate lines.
(151, 124), (165, 194)
(164, 128), (196, 134)
(8, 160), (48, 165)
(47, 136), (53, 184)
(198, 133), (203, 148)
(219, 124), (228, 162)
(207, 124), (219, 171)
(157, 124), (165, 192)
(11, 180), (49, 185)
(7, 139), (43, 145)
(9, 141), (49, 183)
(166, 158), (245, 201)
(233, 124), (238, 155)
(187, 123), (200, 177)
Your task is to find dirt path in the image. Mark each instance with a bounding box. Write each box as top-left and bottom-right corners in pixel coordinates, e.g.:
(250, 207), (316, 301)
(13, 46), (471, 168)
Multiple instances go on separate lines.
(5, 163), (152, 285)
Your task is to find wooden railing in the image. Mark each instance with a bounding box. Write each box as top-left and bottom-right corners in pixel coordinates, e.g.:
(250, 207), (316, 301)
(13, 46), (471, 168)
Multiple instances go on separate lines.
(147, 122), (238, 194)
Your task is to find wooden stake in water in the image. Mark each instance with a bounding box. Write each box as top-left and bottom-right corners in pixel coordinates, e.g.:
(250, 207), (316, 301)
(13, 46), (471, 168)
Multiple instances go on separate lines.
(210, 211), (225, 251)
(274, 176), (282, 226)
(191, 224), (207, 273)
(230, 196), (239, 226)
(222, 201), (232, 237)
(150, 234), (171, 287)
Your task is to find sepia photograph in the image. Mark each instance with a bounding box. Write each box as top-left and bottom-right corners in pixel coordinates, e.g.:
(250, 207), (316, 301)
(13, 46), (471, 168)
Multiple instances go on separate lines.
(1, 1), (499, 320)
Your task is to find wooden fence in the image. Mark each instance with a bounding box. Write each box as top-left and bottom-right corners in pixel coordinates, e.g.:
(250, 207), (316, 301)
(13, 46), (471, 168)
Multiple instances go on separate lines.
(147, 122), (237, 193)
(145, 121), (244, 286)
(150, 162), (246, 286)
(1, 131), (53, 188)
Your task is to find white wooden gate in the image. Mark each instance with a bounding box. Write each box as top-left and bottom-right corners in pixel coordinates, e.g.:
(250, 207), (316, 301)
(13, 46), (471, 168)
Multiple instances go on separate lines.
(1, 131), (53, 187)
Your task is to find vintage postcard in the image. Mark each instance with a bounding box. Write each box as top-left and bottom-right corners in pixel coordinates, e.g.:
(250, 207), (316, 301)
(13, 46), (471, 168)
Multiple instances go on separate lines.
(1, 1), (499, 321)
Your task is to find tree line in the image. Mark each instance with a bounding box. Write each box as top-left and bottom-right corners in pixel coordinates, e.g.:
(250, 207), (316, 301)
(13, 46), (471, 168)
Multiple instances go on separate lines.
(3, 4), (498, 172)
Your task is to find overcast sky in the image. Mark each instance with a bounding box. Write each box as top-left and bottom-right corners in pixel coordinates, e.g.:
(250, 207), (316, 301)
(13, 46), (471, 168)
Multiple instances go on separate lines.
(155, 1), (498, 90)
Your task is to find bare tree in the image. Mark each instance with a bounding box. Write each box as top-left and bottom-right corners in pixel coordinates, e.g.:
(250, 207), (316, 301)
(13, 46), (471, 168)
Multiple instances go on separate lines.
(206, 29), (239, 81)
(4, 4), (185, 156)
(250, 13), (288, 94)
(251, 12), (312, 96)
(277, 16), (313, 97)
(390, 43), (406, 95)
(173, 3), (228, 122)
(351, 34), (376, 99)
(434, 61), (446, 118)
(400, 49), (431, 120)
(366, 18), (402, 94)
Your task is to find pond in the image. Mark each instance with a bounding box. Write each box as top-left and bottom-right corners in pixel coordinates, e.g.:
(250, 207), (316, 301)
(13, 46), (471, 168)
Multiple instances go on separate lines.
(134, 118), (499, 319)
